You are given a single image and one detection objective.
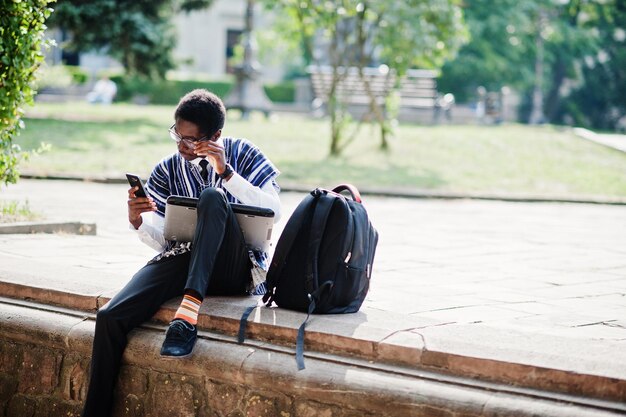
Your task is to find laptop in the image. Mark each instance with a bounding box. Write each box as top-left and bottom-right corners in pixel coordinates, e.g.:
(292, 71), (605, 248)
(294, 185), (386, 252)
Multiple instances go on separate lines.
(163, 195), (275, 251)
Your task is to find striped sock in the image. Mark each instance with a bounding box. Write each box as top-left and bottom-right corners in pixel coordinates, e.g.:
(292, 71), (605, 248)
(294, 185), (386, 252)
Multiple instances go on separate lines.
(174, 293), (202, 325)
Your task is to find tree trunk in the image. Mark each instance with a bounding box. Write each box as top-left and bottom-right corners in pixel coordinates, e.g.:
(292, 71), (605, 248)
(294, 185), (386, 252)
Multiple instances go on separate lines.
(328, 27), (343, 157)
(379, 120), (389, 150)
(359, 69), (390, 150)
(544, 56), (567, 123)
(355, 3), (390, 150)
(329, 96), (341, 156)
(327, 15), (364, 156)
(545, 3), (580, 123)
(529, 10), (546, 125)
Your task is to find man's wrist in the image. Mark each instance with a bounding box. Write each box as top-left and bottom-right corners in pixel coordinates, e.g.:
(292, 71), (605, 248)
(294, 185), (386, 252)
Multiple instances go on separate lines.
(218, 164), (234, 181)
(130, 217), (143, 230)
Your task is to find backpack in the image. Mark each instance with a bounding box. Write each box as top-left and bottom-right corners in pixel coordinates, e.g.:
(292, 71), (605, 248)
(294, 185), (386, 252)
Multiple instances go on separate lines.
(238, 184), (379, 369)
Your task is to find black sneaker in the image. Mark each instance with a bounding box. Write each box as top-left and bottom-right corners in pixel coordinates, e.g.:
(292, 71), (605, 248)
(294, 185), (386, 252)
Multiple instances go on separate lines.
(160, 319), (197, 357)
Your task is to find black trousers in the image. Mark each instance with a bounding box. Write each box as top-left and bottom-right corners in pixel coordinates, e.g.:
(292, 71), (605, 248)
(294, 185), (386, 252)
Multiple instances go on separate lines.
(82, 188), (251, 417)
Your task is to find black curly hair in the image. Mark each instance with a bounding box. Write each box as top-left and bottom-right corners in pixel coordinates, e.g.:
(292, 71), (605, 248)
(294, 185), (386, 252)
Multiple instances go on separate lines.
(174, 89), (226, 137)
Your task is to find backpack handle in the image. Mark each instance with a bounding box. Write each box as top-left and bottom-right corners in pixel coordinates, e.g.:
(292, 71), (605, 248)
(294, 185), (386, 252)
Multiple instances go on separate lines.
(332, 184), (362, 203)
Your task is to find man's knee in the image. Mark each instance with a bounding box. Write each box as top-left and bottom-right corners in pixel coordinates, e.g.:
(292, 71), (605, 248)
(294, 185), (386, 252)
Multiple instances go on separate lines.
(95, 303), (130, 338)
(95, 303), (116, 325)
(198, 187), (227, 211)
(95, 300), (129, 327)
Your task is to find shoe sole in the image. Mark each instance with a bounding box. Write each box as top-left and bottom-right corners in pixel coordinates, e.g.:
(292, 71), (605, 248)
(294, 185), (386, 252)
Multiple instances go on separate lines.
(159, 349), (194, 359)
(159, 340), (197, 359)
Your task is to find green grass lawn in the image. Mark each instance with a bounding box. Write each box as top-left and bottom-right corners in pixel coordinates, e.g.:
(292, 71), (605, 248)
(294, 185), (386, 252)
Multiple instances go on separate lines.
(15, 101), (626, 200)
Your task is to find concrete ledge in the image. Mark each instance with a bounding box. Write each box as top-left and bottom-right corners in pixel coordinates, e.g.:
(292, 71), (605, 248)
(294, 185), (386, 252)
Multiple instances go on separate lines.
(1, 299), (624, 417)
(0, 221), (96, 235)
(0, 258), (113, 312)
(180, 298), (626, 404)
(1, 263), (625, 406)
(19, 173), (626, 206)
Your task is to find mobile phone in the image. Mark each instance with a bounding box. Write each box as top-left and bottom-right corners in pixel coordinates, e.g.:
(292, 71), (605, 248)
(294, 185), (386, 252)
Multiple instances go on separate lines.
(126, 173), (147, 198)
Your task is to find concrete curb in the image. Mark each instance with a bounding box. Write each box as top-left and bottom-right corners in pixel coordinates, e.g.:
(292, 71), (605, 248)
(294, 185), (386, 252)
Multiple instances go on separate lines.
(18, 174), (626, 206)
(0, 221), (97, 235)
(1, 274), (625, 405)
(1, 298), (625, 417)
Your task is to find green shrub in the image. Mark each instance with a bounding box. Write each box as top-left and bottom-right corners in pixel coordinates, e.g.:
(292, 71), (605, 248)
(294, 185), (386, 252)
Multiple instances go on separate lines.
(110, 76), (234, 104)
(66, 66), (89, 85)
(35, 64), (74, 89)
(109, 76), (296, 105)
(264, 81), (295, 103)
(35, 64), (89, 89)
(0, 0), (54, 185)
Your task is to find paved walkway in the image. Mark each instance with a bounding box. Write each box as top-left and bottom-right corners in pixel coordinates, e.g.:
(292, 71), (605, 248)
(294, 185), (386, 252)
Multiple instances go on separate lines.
(1, 179), (626, 405)
(573, 127), (626, 153)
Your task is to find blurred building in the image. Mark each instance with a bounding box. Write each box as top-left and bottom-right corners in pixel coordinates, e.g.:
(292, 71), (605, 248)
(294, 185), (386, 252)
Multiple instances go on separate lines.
(44, 0), (282, 81)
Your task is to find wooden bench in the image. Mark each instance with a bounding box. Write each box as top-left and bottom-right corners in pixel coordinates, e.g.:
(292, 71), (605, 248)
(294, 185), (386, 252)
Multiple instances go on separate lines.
(398, 69), (438, 109)
(308, 65), (453, 122)
(308, 65), (396, 109)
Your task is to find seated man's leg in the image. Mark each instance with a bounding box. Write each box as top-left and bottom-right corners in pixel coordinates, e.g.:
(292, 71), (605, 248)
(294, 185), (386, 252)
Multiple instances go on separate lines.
(82, 254), (190, 417)
(162, 188), (250, 357)
(189, 187), (251, 297)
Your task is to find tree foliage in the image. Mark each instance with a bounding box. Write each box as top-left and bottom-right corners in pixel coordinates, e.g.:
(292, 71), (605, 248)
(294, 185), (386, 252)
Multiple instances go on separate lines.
(49, 0), (214, 79)
(437, 0), (537, 103)
(0, 0), (54, 186)
(260, 0), (467, 155)
(551, 0), (626, 129)
(438, 0), (625, 129)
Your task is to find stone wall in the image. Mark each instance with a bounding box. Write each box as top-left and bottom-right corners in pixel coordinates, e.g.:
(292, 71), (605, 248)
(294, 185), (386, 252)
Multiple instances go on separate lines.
(1, 337), (371, 417)
(0, 338), (374, 417)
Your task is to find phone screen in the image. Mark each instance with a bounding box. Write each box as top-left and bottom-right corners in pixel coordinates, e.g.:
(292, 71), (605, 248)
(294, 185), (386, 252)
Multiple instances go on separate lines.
(126, 173), (147, 198)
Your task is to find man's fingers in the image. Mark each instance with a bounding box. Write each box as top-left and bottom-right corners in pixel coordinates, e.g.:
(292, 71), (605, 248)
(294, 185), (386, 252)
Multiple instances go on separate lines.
(128, 197), (156, 212)
(195, 142), (224, 156)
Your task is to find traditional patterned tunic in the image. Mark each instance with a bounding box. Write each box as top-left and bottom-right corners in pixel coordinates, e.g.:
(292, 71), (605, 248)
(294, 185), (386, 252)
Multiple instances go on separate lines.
(143, 137), (280, 294)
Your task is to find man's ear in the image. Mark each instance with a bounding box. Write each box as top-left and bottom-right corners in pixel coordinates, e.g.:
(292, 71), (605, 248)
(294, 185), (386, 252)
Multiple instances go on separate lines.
(212, 129), (222, 141)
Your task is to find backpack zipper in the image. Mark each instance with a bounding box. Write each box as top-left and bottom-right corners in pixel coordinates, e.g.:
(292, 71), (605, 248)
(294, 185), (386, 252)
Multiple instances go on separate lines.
(340, 198), (355, 266)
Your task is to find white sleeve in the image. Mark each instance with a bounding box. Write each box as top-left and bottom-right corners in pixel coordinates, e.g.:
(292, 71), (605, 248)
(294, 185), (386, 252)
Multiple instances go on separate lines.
(223, 173), (282, 223)
(129, 212), (167, 252)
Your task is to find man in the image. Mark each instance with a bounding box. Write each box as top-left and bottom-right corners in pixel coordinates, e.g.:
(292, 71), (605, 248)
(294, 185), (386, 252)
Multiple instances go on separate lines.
(82, 89), (281, 417)
(86, 75), (117, 104)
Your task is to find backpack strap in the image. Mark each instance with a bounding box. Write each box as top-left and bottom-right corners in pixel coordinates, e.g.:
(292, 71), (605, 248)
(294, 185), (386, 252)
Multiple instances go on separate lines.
(295, 296), (316, 370)
(296, 191), (351, 369)
(295, 280), (333, 370)
(239, 190), (321, 345)
(237, 303), (258, 344)
(263, 192), (317, 305)
(304, 190), (336, 299)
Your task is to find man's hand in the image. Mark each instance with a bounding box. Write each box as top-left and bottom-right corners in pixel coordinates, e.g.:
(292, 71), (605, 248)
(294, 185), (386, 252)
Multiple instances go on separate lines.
(128, 186), (156, 229)
(192, 139), (227, 175)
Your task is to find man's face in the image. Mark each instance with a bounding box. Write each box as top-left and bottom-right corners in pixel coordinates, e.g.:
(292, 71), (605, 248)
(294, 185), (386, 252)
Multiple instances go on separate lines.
(172, 119), (210, 161)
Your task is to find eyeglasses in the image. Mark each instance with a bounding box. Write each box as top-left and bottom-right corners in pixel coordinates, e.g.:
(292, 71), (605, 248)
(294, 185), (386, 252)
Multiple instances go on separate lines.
(168, 124), (211, 145)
